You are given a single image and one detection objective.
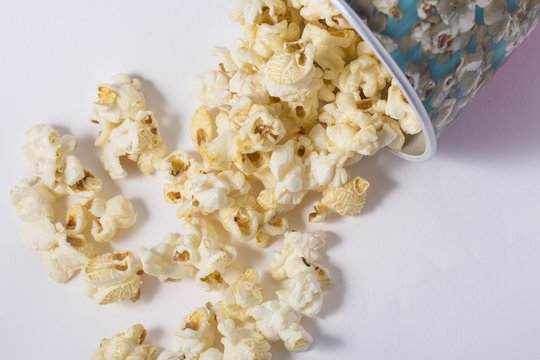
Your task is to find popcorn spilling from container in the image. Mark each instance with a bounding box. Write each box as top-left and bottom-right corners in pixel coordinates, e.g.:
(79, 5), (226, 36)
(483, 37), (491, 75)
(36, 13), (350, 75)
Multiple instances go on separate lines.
(11, 0), (537, 358)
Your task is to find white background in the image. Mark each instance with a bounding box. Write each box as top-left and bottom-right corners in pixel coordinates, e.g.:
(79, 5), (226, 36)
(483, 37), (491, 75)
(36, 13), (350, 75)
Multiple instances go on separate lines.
(1, 1), (539, 359)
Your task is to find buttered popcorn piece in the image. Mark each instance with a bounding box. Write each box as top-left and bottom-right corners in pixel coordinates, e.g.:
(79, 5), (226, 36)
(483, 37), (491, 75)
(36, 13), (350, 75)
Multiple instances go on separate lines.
(92, 324), (157, 360)
(386, 79), (422, 135)
(92, 75), (167, 179)
(218, 319), (272, 360)
(83, 251), (143, 305)
(22, 124), (76, 188)
(190, 105), (217, 150)
(66, 168), (103, 199)
(249, 300), (313, 352)
(10, 179), (55, 223)
(230, 0), (287, 25)
(88, 195), (137, 243)
(290, 0), (350, 29)
(310, 176), (370, 223)
(214, 269), (264, 322)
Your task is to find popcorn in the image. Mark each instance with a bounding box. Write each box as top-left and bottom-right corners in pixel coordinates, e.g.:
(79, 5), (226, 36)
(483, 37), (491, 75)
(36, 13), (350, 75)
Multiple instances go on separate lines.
(63, 204), (89, 235)
(88, 196), (137, 243)
(242, 20), (301, 61)
(190, 105), (217, 150)
(140, 219), (240, 291)
(22, 124), (76, 188)
(310, 176), (370, 223)
(43, 229), (97, 283)
(10, 179), (55, 223)
(265, 39), (323, 102)
(276, 269), (323, 318)
(386, 80), (422, 135)
(269, 140), (308, 208)
(193, 71), (234, 110)
(214, 269), (264, 322)
(289, 0), (350, 29)
(218, 319), (272, 360)
(91, 75), (167, 179)
(91, 324), (157, 360)
(249, 300), (312, 352)
(271, 231), (330, 286)
(164, 306), (217, 360)
(66, 168), (103, 199)
(83, 251), (143, 305)
(63, 155), (85, 186)
(230, 0), (287, 25)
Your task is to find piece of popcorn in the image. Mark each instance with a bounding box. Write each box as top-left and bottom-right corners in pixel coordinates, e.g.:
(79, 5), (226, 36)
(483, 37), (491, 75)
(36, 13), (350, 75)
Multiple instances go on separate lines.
(43, 228), (97, 283)
(22, 124), (76, 188)
(310, 176), (370, 223)
(91, 324), (157, 360)
(83, 251), (143, 305)
(20, 219), (64, 251)
(190, 106), (217, 151)
(290, 0), (350, 29)
(243, 20), (301, 60)
(193, 71), (234, 110)
(139, 233), (197, 282)
(335, 43), (391, 99)
(63, 155), (85, 186)
(276, 268), (323, 318)
(218, 319), (272, 360)
(63, 203), (89, 235)
(269, 140), (308, 208)
(305, 150), (349, 189)
(233, 107), (286, 155)
(265, 39), (323, 103)
(66, 168), (103, 199)
(270, 231), (330, 286)
(10, 179), (55, 223)
(230, 0), (287, 25)
(386, 79), (422, 135)
(219, 195), (288, 247)
(214, 269), (264, 322)
(373, 0), (403, 21)
(88, 196), (137, 243)
(166, 306), (217, 360)
(248, 299), (313, 352)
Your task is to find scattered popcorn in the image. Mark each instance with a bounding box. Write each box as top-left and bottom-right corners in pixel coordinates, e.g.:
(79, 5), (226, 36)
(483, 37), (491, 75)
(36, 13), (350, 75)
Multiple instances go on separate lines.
(83, 251), (143, 305)
(276, 269), (323, 318)
(88, 195), (137, 243)
(91, 324), (157, 360)
(66, 167), (103, 199)
(310, 176), (370, 223)
(214, 269), (264, 322)
(190, 106), (217, 150)
(20, 219), (64, 251)
(218, 319), (272, 360)
(10, 179), (55, 223)
(386, 80), (422, 135)
(91, 74), (168, 179)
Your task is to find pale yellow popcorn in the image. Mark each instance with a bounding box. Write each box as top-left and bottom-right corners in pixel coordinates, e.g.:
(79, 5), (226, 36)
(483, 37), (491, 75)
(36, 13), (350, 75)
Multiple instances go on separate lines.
(20, 219), (64, 251)
(91, 324), (157, 360)
(310, 177), (370, 223)
(285, 94), (320, 128)
(10, 179), (55, 223)
(191, 105), (217, 151)
(230, 0), (287, 25)
(270, 231), (330, 285)
(265, 39), (323, 102)
(373, 0), (403, 21)
(63, 155), (85, 186)
(233, 107), (285, 155)
(66, 168), (103, 199)
(249, 299), (313, 352)
(83, 251), (143, 305)
(89, 195), (137, 243)
(192, 71), (234, 110)
(199, 132), (234, 171)
(289, 0), (350, 29)
(211, 47), (239, 75)
(218, 319), (272, 360)
(302, 24), (357, 81)
(198, 349), (223, 360)
(229, 69), (270, 104)
(276, 269), (323, 318)
(219, 195), (288, 247)
(91, 74), (145, 127)
(165, 306), (217, 360)
(163, 183), (184, 204)
(63, 203), (89, 235)
(214, 269), (264, 322)
(243, 20), (301, 60)
(161, 151), (202, 184)
(139, 233), (197, 282)
(386, 79), (422, 135)
(305, 150), (349, 189)
(43, 229), (97, 283)
(22, 124), (76, 188)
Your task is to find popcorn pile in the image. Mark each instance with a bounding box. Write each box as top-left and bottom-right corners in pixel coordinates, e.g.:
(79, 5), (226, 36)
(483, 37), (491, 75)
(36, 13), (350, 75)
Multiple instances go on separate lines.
(10, 0), (424, 358)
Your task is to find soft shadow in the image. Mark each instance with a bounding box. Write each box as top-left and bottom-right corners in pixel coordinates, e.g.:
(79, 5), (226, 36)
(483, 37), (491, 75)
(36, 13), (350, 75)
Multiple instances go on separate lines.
(113, 198), (150, 244)
(138, 274), (162, 304)
(269, 342), (294, 360)
(145, 326), (166, 350)
(318, 231), (345, 319)
(438, 28), (540, 162)
(133, 74), (183, 152)
(258, 270), (284, 302)
(302, 317), (344, 351)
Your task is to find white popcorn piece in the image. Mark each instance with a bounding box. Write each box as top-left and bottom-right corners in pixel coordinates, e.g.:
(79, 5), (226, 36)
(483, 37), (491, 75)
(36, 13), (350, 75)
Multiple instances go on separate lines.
(191, 105), (217, 150)
(63, 155), (85, 186)
(66, 168), (103, 199)
(243, 20), (301, 62)
(233, 107), (286, 154)
(373, 0), (403, 21)
(91, 324), (157, 360)
(310, 176), (370, 223)
(139, 233), (197, 282)
(218, 319), (272, 360)
(230, 0), (287, 25)
(290, 0), (350, 29)
(22, 124), (75, 188)
(265, 39), (323, 102)
(83, 251), (143, 305)
(386, 80), (422, 135)
(165, 306), (217, 360)
(271, 231), (330, 286)
(10, 179), (55, 223)
(20, 219), (64, 252)
(276, 269), (323, 318)
(249, 300), (313, 352)
(214, 269), (264, 322)
(269, 140), (308, 208)
(63, 203), (89, 235)
(193, 71), (234, 110)
(43, 228), (97, 283)
(89, 195), (137, 243)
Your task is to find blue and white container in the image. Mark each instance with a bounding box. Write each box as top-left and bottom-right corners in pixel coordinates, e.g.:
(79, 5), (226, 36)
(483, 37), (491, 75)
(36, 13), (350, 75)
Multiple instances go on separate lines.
(330, 0), (540, 160)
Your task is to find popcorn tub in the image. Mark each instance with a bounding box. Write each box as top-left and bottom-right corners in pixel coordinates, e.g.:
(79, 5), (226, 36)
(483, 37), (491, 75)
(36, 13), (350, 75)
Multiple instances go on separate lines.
(329, 0), (540, 160)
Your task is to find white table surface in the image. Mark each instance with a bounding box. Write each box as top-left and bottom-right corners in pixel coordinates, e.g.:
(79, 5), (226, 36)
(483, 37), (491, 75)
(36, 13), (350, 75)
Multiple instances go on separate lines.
(1, 1), (539, 359)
